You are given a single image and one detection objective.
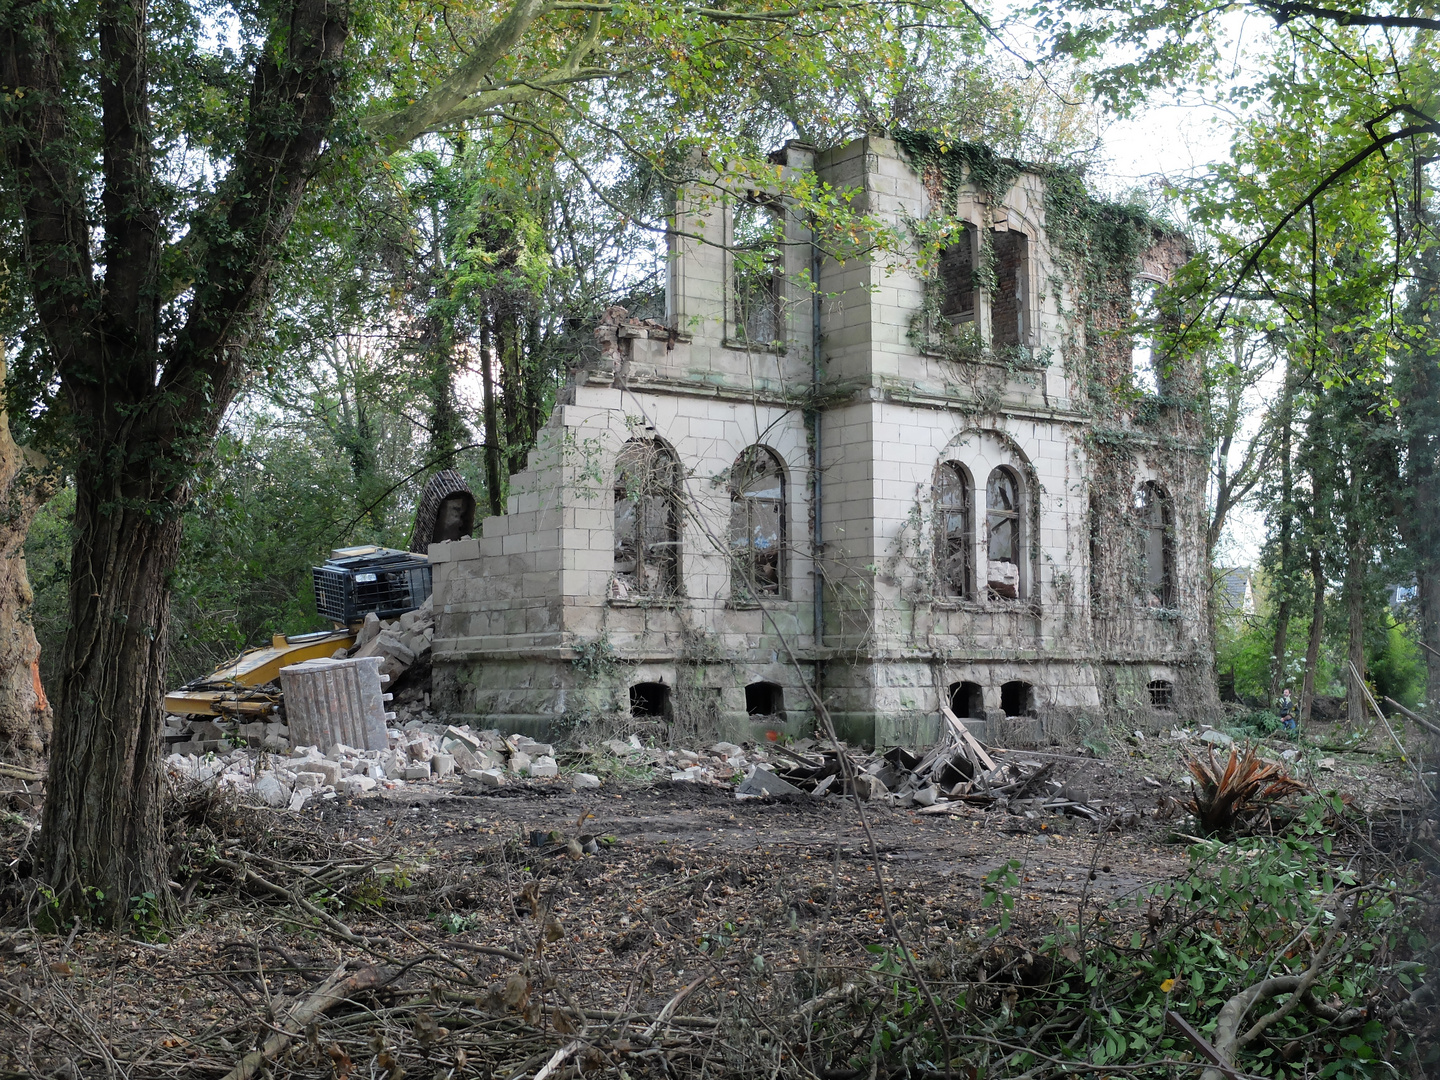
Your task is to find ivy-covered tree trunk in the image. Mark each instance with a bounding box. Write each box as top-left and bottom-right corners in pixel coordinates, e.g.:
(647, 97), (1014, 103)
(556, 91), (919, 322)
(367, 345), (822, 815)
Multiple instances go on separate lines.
(479, 317), (505, 517)
(1268, 359), (1295, 704)
(1396, 238), (1440, 735)
(1343, 531), (1367, 728)
(2, 0), (349, 921)
(1300, 544), (1326, 723)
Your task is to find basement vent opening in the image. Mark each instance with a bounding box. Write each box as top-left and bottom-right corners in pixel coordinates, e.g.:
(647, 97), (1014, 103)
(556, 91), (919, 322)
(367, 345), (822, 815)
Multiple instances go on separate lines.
(1148, 679), (1174, 710)
(1000, 680), (1035, 718)
(948, 681), (983, 720)
(745, 681), (785, 718)
(630, 682), (671, 720)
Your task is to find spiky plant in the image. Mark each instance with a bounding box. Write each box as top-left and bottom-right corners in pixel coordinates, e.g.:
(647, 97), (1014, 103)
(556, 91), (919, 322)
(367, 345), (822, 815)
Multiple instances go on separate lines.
(1185, 745), (1307, 834)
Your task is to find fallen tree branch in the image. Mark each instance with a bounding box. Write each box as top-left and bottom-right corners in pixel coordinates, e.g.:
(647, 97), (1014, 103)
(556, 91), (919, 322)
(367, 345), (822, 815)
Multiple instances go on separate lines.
(222, 963), (382, 1080)
(211, 856), (378, 946)
(1383, 697), (1440, 739)
(1199, 899), (1353, 1080)
(0, 761), (41, 782)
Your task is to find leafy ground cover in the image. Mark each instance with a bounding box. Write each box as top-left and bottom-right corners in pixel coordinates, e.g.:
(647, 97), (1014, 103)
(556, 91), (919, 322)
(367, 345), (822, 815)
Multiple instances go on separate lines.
(0, 718), (1434, 1079)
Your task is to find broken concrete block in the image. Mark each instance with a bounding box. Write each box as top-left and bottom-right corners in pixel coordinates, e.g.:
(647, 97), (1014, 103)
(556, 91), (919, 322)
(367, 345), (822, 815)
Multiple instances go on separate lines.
(738, 768), (803, 797)
(602, 739), (632, 757)
(254, 774), (290, 808)
(572, 772), (602, 789)
(288, 789), (311, 811)
(310, 760), (342, 787)
(445, 726), (481, 752)
(529, 755), (558, 778)
(913, 784), (939, 807)
(357, 611), (381, 647)
(431, 753), (455, 778)
(238, 722), (267, 743)
(295, 770), (327, 790)
(1199, 729), (1234, 749)
(376, 632), (415, 666)
(671, 766), (706, 783)
(471, 768), (506, 788)
(338, 775), (377, 795)
(403, 762), (431, 781)
(509, 751), (532, 775)
(262, 733), (289, 753)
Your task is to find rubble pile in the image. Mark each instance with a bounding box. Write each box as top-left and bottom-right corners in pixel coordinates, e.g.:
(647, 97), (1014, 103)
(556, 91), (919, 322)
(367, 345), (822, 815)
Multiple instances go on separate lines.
(163, 721), (582, 811)
(593, 713), (1105, 818)
(348, 596), (436, 722)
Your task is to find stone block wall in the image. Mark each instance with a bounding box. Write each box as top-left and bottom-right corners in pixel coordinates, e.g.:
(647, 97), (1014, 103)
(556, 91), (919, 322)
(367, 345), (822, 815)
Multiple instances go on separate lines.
(431, 133), (1218, 747)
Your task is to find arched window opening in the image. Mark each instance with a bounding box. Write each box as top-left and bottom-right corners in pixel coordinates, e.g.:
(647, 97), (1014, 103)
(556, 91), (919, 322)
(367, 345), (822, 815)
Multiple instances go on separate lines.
(745, 682), (785, 719)
(1000, 680), (1035, 718)
(986, 467), (1022, 600)
(1148, 679), (1174, 710)
(939, 225), (975, 324)
(614, 439), (681, 597)
(1135, 482), (1175, 608)
(729, 447), (784, 598)
(934, 463), (972, 598)
(948, 681), (984, 720)
(630, 682), (671, 720)
(732, 198), (785, 346)
(991, 230), (1029, 349)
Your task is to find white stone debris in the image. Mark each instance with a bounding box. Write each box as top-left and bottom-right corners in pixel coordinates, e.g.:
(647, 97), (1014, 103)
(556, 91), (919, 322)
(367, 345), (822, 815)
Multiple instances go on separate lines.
(162, 701), (592, 810)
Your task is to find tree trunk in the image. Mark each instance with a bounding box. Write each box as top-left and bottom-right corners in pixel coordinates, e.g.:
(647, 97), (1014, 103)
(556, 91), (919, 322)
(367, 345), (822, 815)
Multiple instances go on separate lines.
(1269, 353), (1296, 705)
(1418, 571), (1440, 751)
(0, 356), (57, 763)
(1300, 544), (1325, 723)
(1343, 533), (1367, 728)
(480, 317), (504, 517)
(4, 0), (351, 923)
(1268, 598), (1291, 707)
(39, 457), (181, 921)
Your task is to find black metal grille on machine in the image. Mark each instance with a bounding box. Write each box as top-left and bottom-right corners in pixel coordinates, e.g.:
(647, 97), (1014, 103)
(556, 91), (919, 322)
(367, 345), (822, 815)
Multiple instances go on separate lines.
(312, 546), (433, 624)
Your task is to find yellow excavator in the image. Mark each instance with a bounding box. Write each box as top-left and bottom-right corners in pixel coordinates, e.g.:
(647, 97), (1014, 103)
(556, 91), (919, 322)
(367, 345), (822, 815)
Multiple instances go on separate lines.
(163, 473), (475, 721)
(163, 628), (356, 718)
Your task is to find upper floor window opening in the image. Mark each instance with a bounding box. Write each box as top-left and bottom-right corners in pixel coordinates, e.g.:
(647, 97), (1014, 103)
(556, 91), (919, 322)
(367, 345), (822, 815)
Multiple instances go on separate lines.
(614, 438), (682, 597)
(1135, 481), (1175, 608)
(986, 466), (1023, 600)
(934, 462), (973, 598)
(731, 197), (785, 347)
(990, 229), (1030, 350)
(1131, 278), (1165, 395)
(729, 446), (785, 598)
(938, 224), (976, 324)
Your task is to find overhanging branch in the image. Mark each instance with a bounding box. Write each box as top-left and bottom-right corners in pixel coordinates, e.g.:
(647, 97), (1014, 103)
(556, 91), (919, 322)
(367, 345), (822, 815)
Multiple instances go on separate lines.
(1252, 0), (1440, 32)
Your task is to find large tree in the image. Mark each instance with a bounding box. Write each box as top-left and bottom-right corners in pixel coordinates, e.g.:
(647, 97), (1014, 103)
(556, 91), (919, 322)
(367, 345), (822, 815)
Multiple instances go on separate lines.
(0, 0), (1016, 919)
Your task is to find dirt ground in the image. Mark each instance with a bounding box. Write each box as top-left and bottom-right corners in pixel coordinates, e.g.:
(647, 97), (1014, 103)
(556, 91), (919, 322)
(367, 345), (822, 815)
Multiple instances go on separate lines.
(0, 721), (1433, 1079)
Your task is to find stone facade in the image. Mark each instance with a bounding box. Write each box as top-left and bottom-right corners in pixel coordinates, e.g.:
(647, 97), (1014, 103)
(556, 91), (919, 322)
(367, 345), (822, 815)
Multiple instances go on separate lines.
(430, 135), (1218, 747)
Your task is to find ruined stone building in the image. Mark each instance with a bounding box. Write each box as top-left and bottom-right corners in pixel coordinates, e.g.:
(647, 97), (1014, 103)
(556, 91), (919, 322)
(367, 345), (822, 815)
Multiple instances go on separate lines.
(429, 135), (1218, 747)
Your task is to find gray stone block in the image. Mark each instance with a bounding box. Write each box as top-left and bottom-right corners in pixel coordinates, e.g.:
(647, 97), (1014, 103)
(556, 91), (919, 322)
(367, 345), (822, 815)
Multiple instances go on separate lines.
(738, 768), (803, 797)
